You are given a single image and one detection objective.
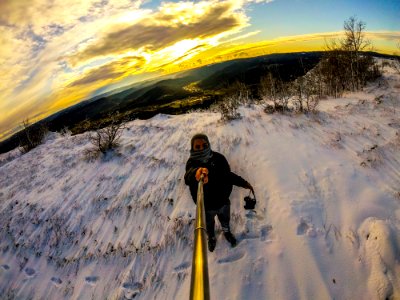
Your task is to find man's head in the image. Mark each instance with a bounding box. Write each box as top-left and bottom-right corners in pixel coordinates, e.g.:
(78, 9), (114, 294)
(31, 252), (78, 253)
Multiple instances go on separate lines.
(190, 133), (212, 163)
(191, 133), (210, 152)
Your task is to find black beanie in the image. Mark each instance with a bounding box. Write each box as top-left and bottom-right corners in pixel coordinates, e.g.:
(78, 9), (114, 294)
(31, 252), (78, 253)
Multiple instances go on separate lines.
(190, 133), (210, 150)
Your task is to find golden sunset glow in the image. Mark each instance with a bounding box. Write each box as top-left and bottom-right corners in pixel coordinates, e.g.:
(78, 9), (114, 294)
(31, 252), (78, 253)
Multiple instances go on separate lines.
(0, 0), (399, 141)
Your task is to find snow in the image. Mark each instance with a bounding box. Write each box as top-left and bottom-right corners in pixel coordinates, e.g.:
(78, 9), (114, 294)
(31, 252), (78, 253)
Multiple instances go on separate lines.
(0, 62), (399, 299)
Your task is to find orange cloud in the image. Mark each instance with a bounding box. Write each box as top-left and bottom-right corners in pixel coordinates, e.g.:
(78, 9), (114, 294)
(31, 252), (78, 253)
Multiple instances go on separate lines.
(69, 0), (248, 66)
(67, 56), (146, 87)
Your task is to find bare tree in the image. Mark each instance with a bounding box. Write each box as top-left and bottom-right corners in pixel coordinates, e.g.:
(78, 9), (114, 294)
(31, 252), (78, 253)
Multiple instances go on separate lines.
(342, 16), (370, 53)
(302, 77), (320, 113)
(19, 119), (48, 153)
(320, 41), (337, 96)
(260, 73), (278, 105)
(231, 81), (251, 104)
(317, 17), (379, 97)
(342, 16), (372, 90)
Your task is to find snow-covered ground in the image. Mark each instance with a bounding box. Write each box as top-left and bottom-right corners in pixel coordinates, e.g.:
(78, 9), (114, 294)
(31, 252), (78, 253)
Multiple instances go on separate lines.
(0, 63), (399, 300)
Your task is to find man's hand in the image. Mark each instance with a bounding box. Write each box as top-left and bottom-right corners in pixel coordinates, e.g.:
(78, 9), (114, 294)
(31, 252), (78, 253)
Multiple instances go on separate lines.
(244, 182), (254, 193)
(195, 168), (209, 184)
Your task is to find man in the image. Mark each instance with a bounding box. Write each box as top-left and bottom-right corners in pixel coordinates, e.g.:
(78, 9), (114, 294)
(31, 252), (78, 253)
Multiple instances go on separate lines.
(184, 133), (254, 252)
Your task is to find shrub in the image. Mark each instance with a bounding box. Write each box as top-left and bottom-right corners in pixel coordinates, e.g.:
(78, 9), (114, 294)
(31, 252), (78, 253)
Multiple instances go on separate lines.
(228, 81), (252, 104)
(89, 123), (125, 154)
(259, 73), (291, 113)
(291, 74), (321, 113)
(86, 114), (126, 156)
(217, 81), (251, 121)
(219, 95), (241, 121)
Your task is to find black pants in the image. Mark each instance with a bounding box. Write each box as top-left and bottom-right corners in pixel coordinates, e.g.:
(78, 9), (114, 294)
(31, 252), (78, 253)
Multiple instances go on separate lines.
(205, 204), (230, 238)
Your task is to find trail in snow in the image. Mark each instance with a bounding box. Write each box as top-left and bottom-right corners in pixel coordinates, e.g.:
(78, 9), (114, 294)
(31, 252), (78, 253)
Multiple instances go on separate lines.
(0, 62), (399, 299)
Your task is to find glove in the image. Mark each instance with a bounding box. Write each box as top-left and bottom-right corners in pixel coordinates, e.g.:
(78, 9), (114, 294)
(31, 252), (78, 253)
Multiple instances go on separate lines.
(195, 168), (209, 184)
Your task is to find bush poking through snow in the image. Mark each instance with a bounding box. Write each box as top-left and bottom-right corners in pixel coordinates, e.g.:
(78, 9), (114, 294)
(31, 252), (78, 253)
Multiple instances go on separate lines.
(18, 119), (48, 153)
(259, 73), (291, 113)
(259, 73), (320, 114)
(86, 115), (125, 157)
(291, 75), (321, 113)
(219, 95), (242, 121)
(217, 81), (251, 121)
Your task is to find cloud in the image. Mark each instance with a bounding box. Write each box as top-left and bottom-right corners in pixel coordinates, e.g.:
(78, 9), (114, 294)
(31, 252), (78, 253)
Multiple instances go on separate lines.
(365, 31), (400, 41)
(0, 0), (143, 36)
(0, 0), (94, 34)
(69, 0), (248, 65)
(67, 56), (146, 87)
(0, 26), (34, 97)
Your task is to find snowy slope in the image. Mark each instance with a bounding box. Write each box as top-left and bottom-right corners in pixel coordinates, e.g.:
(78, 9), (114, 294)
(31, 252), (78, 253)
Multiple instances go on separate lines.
(0, 63), (399, 300)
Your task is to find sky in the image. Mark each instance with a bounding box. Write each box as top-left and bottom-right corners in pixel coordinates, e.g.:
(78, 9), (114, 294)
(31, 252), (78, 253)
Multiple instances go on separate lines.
(0, 0), (399, 141)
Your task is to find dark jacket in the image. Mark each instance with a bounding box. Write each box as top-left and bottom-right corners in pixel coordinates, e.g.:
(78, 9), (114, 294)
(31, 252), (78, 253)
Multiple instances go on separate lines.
(185, 151), (248, 211)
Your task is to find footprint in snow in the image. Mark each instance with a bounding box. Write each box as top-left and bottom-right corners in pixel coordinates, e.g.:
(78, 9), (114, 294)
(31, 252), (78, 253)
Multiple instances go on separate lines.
(25, 267), (36, 277)
(217, 251), (245, 264)
(260, 225), (273, 241)
(85, 276), (99, 285)
(297, 221), (310, 235)
(245, 210), (265, 221)
(239, 224), (273, 241)
(1, 264), (10, 270)
(173, 262), (190, 272)
(239, 232), (259, 240)
(51, 277), (63, 285)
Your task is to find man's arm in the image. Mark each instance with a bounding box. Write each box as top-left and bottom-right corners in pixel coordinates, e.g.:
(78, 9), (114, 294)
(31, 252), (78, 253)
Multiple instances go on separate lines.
(218, 153), (253, 191)
(230, 172), (250, 189)
(184, 159), (199, 204)
(231, 172), (254, 192)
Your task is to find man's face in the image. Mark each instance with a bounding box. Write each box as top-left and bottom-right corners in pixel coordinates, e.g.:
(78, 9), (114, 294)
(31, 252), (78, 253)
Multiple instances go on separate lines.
(193, 138), (209, 151)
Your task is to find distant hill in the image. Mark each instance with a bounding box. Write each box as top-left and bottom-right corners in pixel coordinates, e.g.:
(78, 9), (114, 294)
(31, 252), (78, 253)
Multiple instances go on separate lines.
(0, 51), (340, 154)
(197, 52), (323, 91)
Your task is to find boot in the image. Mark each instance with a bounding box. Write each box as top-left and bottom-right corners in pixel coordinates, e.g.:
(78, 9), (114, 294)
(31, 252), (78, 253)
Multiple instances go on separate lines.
(208, 236), (216, 252)
(223, 231), (237, 247)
